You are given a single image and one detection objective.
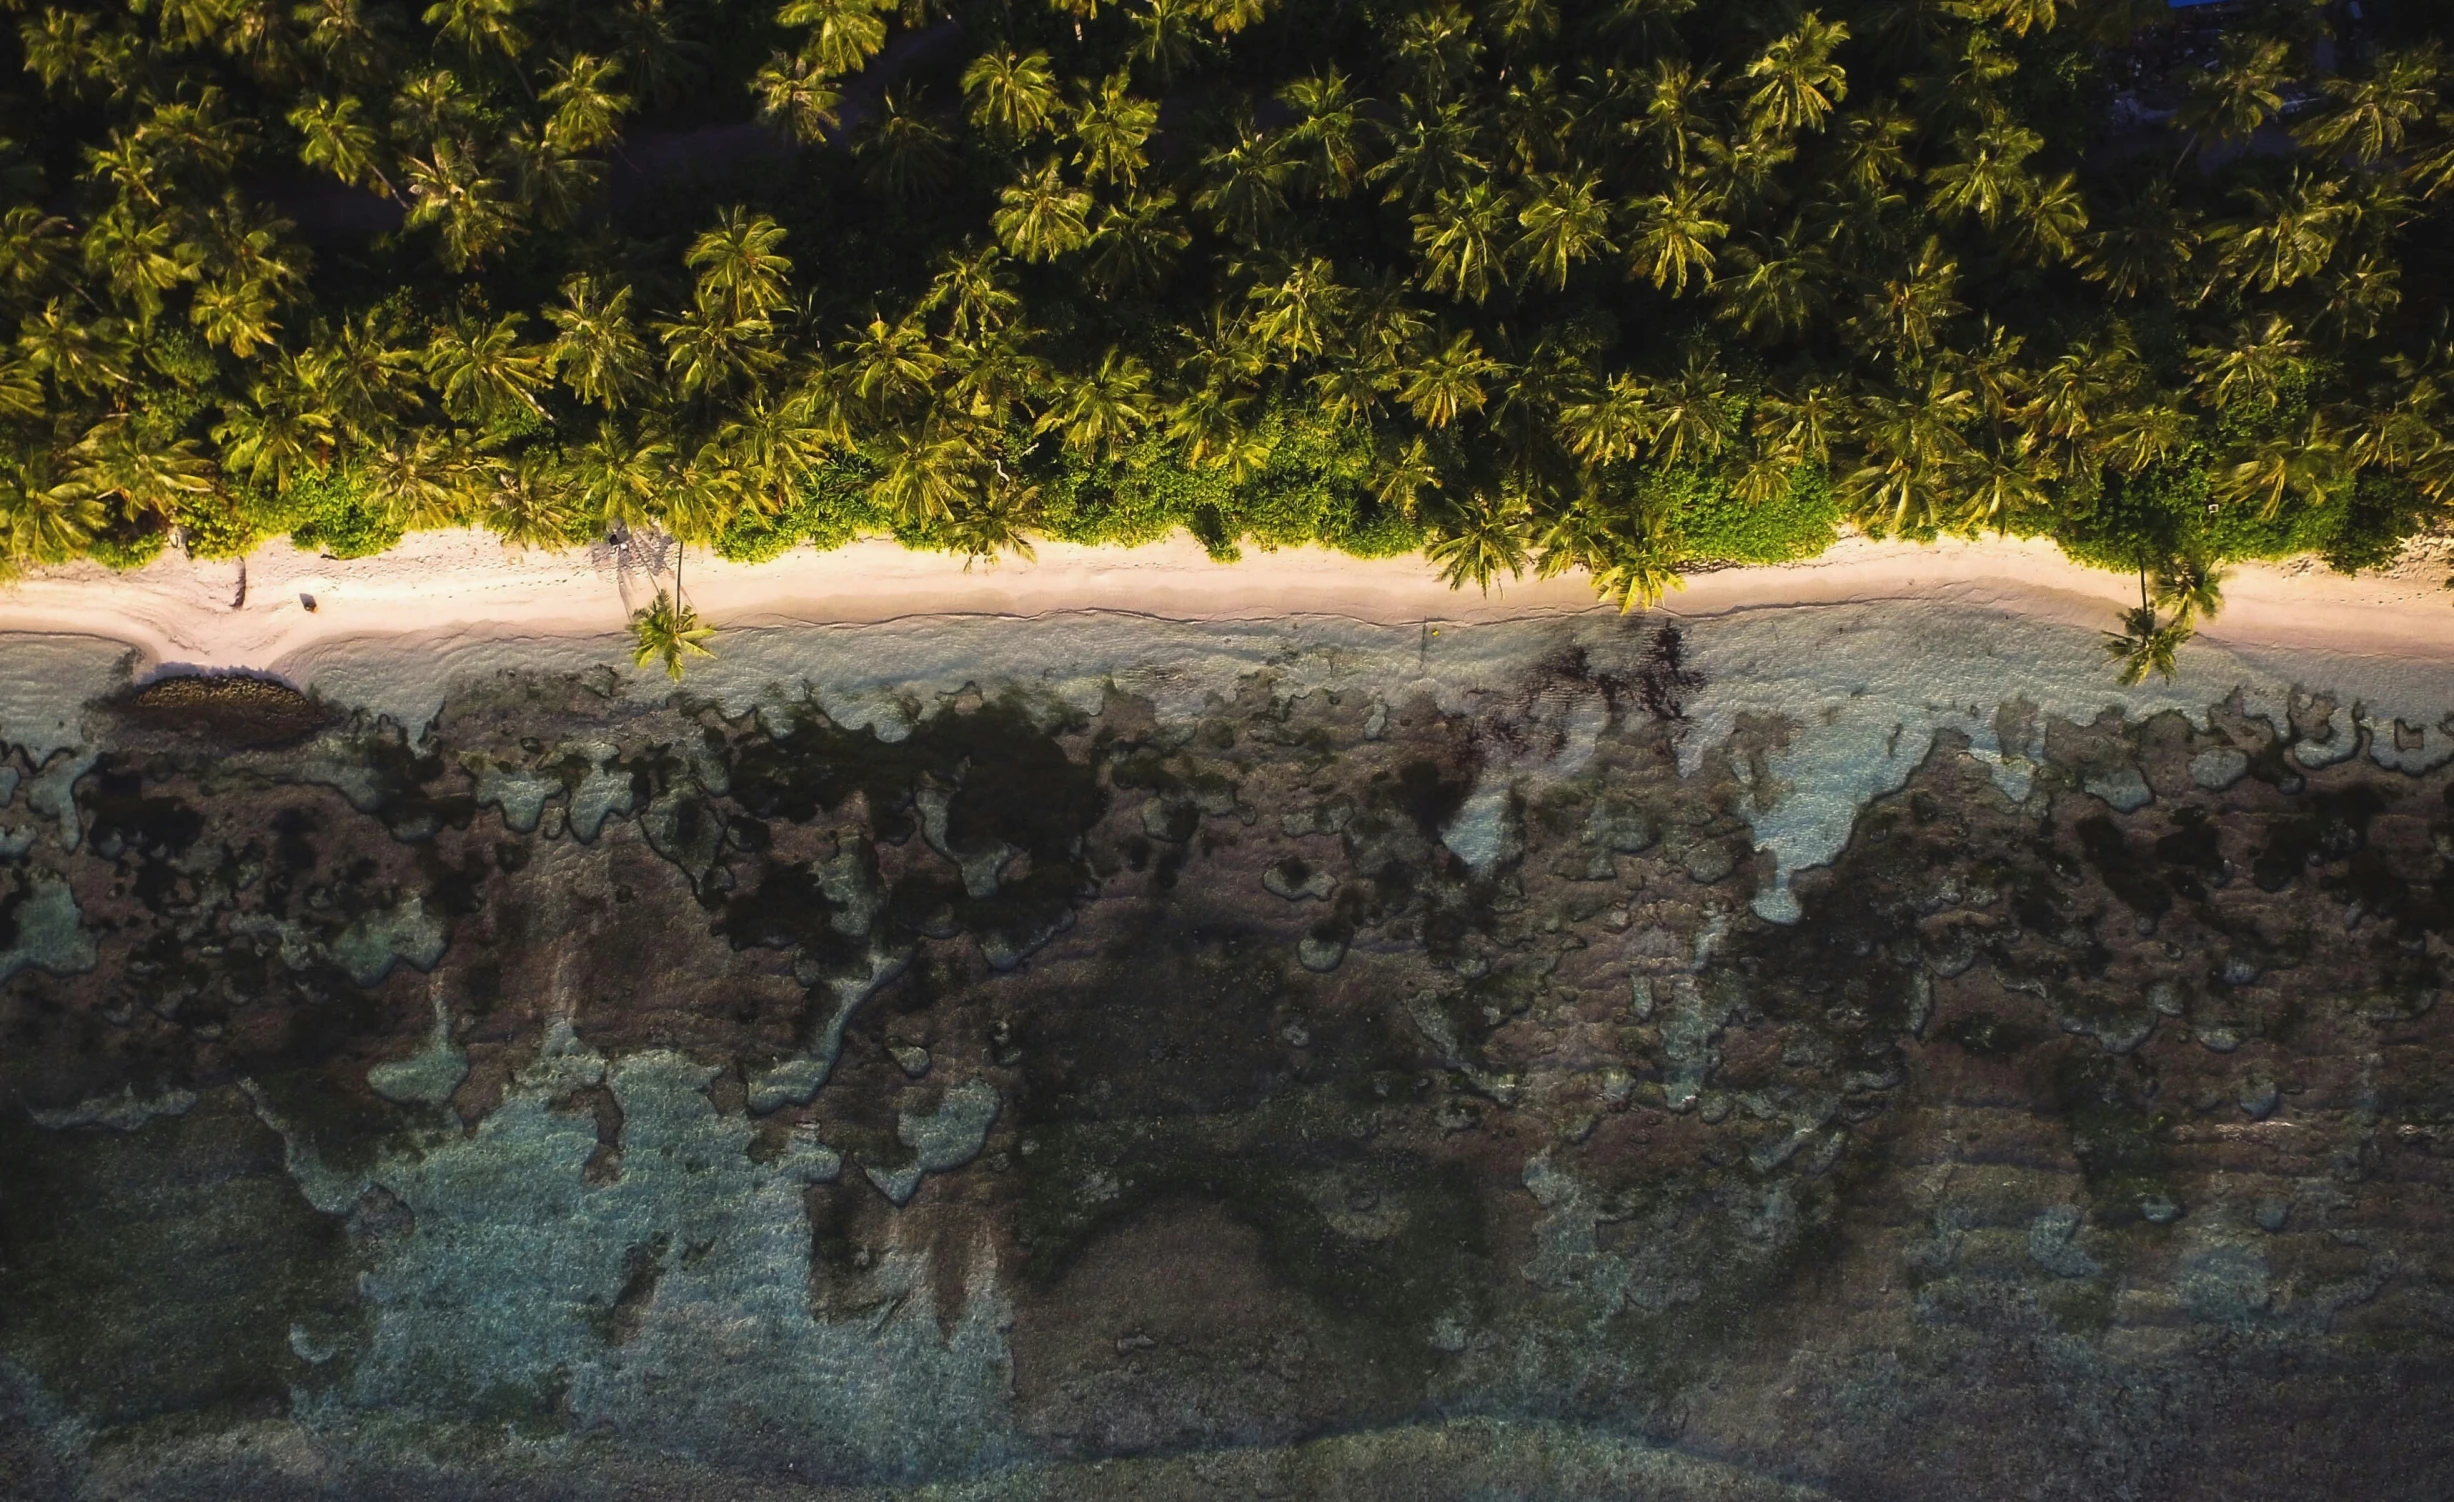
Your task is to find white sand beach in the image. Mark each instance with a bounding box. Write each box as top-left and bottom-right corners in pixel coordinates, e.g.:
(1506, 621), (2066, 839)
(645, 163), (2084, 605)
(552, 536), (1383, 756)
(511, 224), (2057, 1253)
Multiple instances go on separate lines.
(0, 527), (2446, 676)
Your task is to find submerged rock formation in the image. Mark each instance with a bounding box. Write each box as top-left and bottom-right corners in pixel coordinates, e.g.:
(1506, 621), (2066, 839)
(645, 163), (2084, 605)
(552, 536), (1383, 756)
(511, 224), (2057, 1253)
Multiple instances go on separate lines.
(5, 613), (2454, 1499)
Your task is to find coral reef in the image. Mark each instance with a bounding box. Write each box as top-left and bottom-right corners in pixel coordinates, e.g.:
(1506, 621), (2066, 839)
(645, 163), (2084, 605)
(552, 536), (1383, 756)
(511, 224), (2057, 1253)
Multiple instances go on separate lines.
(5, 613), (2454, 1498)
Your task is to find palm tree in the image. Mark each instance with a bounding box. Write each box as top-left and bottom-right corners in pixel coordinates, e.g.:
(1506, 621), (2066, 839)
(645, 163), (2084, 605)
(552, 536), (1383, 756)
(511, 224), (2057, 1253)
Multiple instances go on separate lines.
(1071, 74), (1159, 188)
(424, 314), (551, 426)
(2217, 412), (2348, 518)
(1305, 350), (1384, 431)
(1841, 367), (1979, 534)
(629, 590), (716, 681)
(2191, 315), (2306, 413)
(841, 315), (943, 417)
(1369, 95), (1486, 207)
(568, 423), (672, 534)
(1832, 101), (1916, 193)
(214, 366), (337, 489)
(2008, 172), (2089, 266)
(1555, 372), (1648, 465)
(1855, 239), (1964, 366)
(543, 53), (631, 153)
(1742, 13), (1851, 138)
(944, 327), (1048, 423)
(2152, 554), (2227, 626)
(1413, 181), (1514, 304)
(1492, 64), (1570, 175)
(1760, 380), (1845, 463)
(1400, 330), (1497, 428)
(503, 126), (604, 229)
(755, 49), (843, 142)
(0, 451), (104, 565)
(392, 68), (481, 147)
(1127, 0), (1207, 82)
(1036, 349), (1159, 456)
(872, 419), (981, 525)
(1166, 380), (1264, 474)
(1194, 117), (1292, 240)
(0, 357), (39, 422)
(2078, 175), (2200, 301)
(1536, 492), (1684, 611)
(403, 139), (520, 269)
(655, 301), (780, 398)
(1244, 258), (1350, 363)
(1639, 59), (1716, 177)
(365, 432), (466, 530)
(1627, 178), (1728, 295)
(719, 394), (834, 512)
(992, 160), (1094, 262)
(2313, 251), (2404, 345)
(779, 0), (887, 77)
(189, 275), (285, 358)
(2207, 170), (2352, 295)
(654, 444), (743, 546)
(1086, 191), (1192, 294)
(1280, 70), (1368, 198)
(2103, 603), (2183, 686)
(546, 276), (652, 409)
(860, 91), (957, 200)
(1389, 3), (1481, 102)
(67, 415), (217, 528)
(290, 95), (397, 198)
(1640, 353), (1737, 467)
(1367, 433), (1442, 516)
(942, 478), (1040, 567)
(81, 202), (203, 322)
(923, 247), (1021, 341)
(2094, 401), (2192, 478)
(1926, 121), (2043, 229)
(2410, 109), (2454, 200)
(961, 49), (1061, 140)
(487, 454), (574, 550)
(1714, 231), (1830, 339)
(1425, 491), (1532, 592)
(2175, 35), (2289, 166)
(303, 312), (424, 441)
(17, 301), (132, 394)
(295, 0), (401, 80)
(2294, 48), (2439, 165)
(686, 208), (792, 322)
(607, 0), (708, 110)
(422, 0), (528, 59)
(1514, 170), (1616, 290)
(0, 207), (70, 297)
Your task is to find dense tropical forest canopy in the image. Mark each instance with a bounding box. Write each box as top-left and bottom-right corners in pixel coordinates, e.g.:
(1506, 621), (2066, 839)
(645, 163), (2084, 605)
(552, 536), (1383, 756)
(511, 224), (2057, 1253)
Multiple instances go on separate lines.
(0, 0), (2450, 604)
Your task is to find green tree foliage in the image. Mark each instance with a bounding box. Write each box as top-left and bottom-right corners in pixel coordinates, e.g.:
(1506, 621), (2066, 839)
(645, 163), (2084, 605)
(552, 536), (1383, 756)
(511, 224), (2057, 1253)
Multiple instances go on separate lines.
(0, 0), (2448, 646)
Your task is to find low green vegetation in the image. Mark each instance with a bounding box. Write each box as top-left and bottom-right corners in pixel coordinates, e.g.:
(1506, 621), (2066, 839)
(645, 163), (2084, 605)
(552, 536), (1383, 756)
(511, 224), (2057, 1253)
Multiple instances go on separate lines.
(0, 0), (2449, 624)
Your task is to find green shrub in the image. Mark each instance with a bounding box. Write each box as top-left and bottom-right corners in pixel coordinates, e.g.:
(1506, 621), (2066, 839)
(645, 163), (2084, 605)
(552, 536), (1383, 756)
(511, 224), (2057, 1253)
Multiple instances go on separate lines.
(1663, 464), (1840, 564)
(281, 469), (405, 560)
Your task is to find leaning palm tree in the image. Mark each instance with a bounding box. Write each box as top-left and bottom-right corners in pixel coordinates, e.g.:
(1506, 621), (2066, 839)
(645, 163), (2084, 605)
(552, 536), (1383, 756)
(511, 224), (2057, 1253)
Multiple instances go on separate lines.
(629, 589), (716, 681)
(2104, 604), (2184, 686)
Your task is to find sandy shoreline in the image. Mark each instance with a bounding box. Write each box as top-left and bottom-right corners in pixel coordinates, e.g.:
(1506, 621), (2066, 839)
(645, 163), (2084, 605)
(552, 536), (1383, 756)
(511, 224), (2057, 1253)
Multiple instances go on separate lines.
(0, 527), (2446, 678)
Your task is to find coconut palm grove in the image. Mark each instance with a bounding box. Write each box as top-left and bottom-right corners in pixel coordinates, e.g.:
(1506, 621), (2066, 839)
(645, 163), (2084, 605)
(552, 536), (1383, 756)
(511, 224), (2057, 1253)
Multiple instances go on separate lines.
(1, 0), (2449, 603)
